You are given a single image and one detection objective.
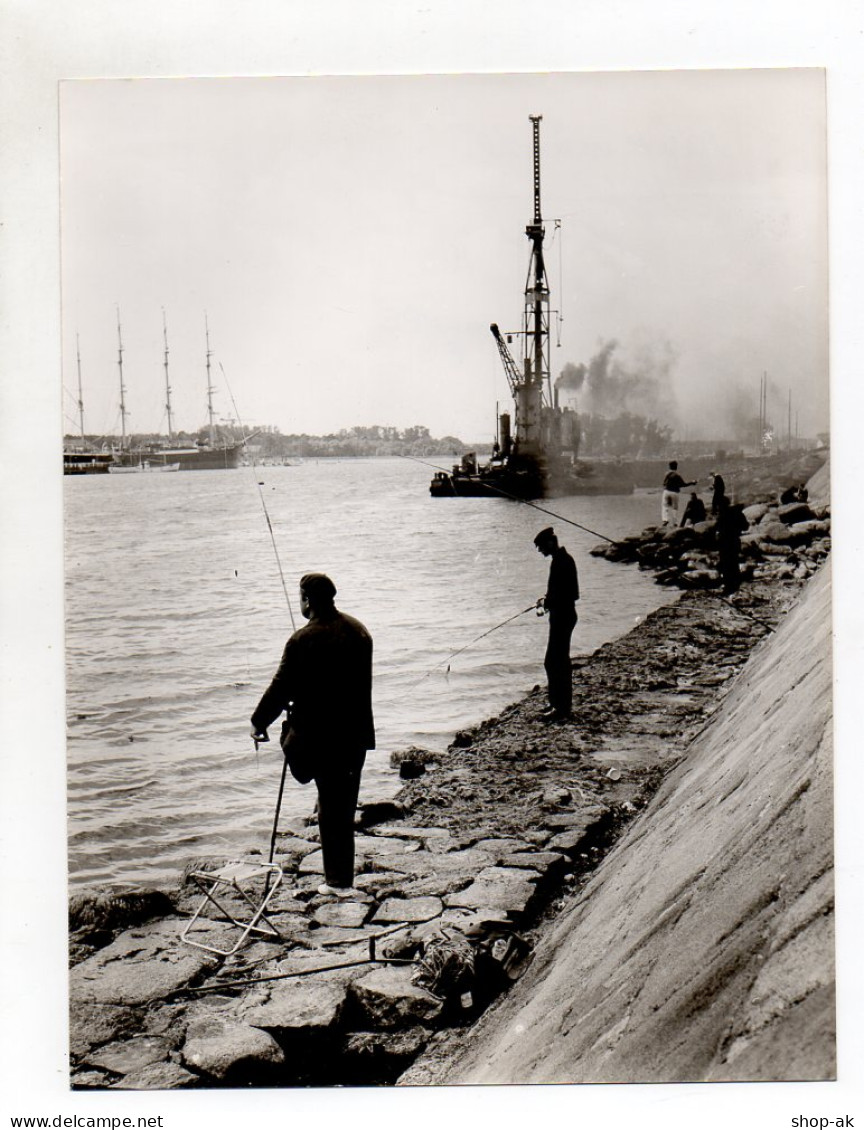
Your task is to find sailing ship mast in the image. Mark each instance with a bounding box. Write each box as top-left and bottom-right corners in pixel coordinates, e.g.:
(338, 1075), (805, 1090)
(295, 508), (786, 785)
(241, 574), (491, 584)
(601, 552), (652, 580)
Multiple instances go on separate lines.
(162, 309), (174, 439)
(75, 333), (85, 439)
(116, 308), (129, 451)
(204, 313), (216, 448)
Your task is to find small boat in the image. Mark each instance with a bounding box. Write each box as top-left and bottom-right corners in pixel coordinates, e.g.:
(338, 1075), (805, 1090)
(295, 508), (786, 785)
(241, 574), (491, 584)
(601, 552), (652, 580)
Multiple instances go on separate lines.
(108, 461), (180, 474)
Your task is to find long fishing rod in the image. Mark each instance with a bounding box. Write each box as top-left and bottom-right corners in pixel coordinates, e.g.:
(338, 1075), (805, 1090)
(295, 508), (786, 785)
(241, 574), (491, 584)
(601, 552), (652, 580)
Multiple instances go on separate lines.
(218, 360), (298, 894)
(414, 603), (537, 686)
(401, 453), (617, 544)
(708, 592), (775, 631)
(219, 361), (295, 632)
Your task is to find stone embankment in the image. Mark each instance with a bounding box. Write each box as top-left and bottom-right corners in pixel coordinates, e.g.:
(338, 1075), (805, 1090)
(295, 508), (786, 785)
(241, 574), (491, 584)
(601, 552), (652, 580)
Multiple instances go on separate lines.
(404, 559), (834, 1085)
(67, 454), (831, 1089)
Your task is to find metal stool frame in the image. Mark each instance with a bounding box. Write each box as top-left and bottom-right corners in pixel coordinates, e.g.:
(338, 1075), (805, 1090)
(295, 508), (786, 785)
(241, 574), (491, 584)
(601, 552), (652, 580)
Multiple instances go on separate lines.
(180, 860), (284, 957)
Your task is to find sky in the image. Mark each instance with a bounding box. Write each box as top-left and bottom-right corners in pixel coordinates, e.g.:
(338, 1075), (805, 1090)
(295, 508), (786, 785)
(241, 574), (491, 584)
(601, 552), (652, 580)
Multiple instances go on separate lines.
(59, 69), (829, 445)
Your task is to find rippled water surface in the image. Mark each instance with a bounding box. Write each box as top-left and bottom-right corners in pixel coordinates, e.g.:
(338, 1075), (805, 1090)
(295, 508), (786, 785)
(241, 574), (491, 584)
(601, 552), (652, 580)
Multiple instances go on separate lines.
(65, 459), (674, 890)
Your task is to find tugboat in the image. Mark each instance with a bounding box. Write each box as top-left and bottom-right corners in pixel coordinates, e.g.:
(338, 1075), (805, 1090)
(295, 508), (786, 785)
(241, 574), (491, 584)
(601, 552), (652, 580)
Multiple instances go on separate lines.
(430, 115), (634, 500)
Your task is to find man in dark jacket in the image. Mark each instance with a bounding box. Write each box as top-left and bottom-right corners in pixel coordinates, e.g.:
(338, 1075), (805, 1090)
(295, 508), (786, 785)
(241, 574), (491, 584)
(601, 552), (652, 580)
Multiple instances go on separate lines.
(680, 491), (707, 527)
(534, 527), (579, 722)
(661, 461), (697, 525)
(710, 471), (727, 516)
(715, 497), (749, 595)
(250, 573), (374, 896)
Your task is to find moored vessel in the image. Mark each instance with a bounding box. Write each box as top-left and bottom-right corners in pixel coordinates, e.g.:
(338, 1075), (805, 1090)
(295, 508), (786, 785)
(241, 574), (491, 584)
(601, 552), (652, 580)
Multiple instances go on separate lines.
(431, 115), (634, 500)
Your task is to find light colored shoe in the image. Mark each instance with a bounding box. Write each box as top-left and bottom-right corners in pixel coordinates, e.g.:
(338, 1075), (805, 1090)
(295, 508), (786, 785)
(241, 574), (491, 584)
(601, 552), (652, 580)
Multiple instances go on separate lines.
(317, 883), (358, 898)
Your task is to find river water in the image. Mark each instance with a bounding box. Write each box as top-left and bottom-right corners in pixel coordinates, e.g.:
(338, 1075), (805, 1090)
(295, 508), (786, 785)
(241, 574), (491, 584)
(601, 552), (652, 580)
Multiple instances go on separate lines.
(64, 458), (674, 891)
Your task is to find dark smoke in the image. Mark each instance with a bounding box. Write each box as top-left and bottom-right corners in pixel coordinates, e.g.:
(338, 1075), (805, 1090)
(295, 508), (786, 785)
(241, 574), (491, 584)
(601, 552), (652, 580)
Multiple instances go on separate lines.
(556, 338), (678, 421)
(557, 361), (587, 392)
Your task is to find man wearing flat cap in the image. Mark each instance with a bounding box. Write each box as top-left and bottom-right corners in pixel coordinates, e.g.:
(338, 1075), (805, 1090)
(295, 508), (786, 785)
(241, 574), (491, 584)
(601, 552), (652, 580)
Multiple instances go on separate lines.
(251, 573), (374, 896)
(534, 528), (579, 722)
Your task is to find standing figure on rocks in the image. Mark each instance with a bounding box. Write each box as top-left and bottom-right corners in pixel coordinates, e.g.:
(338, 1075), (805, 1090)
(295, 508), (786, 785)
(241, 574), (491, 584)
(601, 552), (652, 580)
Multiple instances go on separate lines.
(661, 461), (697, 525)
(715, 497), (749, 595)
(250, 572), (375, 897)
(534, 527), (579, 722)
(710, 471), (727, 516)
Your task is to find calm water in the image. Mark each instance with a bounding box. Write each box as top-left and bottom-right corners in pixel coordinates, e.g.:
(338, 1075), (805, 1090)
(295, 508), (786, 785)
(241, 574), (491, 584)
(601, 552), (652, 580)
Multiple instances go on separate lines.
(64, 459), (674, 891)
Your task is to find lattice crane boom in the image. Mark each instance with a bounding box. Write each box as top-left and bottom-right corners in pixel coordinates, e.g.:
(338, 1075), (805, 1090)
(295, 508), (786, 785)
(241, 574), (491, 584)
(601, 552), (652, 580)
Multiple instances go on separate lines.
(489, 323), (521, 398)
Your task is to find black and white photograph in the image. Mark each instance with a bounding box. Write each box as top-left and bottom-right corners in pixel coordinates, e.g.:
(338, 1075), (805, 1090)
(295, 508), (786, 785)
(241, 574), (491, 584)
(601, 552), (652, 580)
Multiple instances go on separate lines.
(2, 4), (863, 1127)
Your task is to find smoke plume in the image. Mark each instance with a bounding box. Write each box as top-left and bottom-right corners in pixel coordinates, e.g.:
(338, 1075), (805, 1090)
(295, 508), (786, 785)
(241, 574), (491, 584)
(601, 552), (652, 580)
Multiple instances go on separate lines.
(556, 337), (678, 422)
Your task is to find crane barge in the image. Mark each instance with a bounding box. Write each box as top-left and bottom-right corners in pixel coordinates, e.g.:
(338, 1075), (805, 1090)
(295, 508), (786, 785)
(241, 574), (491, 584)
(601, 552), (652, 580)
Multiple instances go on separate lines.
(430, 115), (634, 499)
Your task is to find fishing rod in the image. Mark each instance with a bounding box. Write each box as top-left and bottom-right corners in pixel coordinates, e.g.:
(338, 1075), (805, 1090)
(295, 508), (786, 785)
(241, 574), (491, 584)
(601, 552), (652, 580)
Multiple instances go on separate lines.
(414, 603), (538, 686)
(708, 592), (775, 631)
(400, 453), (617, 544)
(218, 360), (298, 894)
(219, 361), (296, 632)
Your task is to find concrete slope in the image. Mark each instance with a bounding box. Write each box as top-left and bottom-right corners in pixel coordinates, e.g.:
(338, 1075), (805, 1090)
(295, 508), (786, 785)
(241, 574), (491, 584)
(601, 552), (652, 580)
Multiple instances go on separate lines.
(437, 563), (834, 1084)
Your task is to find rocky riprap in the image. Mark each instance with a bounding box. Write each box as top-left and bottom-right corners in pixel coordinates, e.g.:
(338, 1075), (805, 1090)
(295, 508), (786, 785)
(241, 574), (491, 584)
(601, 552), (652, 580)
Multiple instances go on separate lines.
(589, 488), (830, 591)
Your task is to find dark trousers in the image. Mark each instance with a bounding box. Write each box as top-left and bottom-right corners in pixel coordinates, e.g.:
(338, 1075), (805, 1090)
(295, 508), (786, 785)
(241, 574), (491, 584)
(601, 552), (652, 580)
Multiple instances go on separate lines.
(544, 609), (577, 716)
(314, 750), (366, 888)
(719, 549), (741, 594)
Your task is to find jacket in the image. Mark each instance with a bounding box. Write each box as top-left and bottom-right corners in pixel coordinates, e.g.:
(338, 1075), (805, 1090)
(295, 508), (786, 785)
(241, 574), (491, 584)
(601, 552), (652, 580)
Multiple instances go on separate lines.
(251, 608), (375, 753)
(545, 546), (580, 615)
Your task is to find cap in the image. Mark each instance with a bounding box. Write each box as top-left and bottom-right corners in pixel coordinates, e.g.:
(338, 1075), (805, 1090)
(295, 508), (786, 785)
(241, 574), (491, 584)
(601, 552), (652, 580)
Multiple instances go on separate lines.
(534, 527), (555, 546)
(299, 572), (337, 603)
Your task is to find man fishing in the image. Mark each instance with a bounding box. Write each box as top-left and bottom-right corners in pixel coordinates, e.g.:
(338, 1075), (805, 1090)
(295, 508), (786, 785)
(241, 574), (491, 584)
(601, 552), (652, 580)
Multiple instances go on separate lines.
(534, 527), (579, 722)
(661, 460), (697, 525)
(250, 572), (374, 898)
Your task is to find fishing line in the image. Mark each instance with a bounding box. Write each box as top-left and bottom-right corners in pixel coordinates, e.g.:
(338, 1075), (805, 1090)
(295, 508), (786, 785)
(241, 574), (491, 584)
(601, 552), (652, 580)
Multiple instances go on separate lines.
(400, 453), (618, 544)
(219, 362), (296, 631)
(413, 603), (537, 686)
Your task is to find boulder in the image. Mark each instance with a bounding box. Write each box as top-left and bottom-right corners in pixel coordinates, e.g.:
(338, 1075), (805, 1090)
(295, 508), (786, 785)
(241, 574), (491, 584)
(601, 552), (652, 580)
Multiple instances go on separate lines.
(786, 519), (830, 541)
(69, 888), (175, 936)
(661, 526), (696, 545)
(313, 901), (371, 929)
(742, 503), (770, 525)
(71, 1070), (112, 1089)
(272, 837), (319, 865)
(472, 837), (533, 857)
(69, 918), (217, 1006)
(548, 826), (593, 853)
(240, 974), (348, 1033)
(356, 800), (406, 828)
(444, 866), (541, 917)
(351, 965), (444, 1028)
(373, 896), (444, 924)
(692, 520), (717, 538)
(543, 813), (594, 831)
(343, 1028), (428, 1060)
(182, 1013), (284, 1081)
(757, 518), (795, 543)
(777, 501), (815, 524)
(112, 1061), (199, 1090)
(86, 1035), (172, 1076)
(368, 824), (451, 841)
(69, 1002), (143, 1061)
(499, 851), (565, 873)
(353, 870), (410, 895)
